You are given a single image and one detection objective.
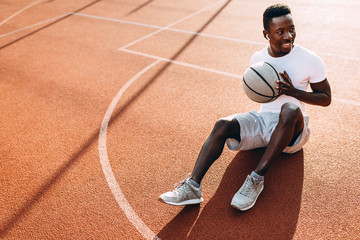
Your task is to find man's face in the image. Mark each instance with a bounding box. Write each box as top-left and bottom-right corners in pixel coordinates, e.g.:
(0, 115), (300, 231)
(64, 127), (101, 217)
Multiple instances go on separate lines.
(266, 14), (296, 57)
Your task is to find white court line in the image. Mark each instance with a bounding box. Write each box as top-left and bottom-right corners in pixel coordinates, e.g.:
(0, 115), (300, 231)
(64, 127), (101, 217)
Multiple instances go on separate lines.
(99, 60), (161, 240)
(118, 0), (226, 50)
(0, 0), (43, 26)
(0, 12), (71, 38)
(2, 9), (360, 62)
(98, 1), (227, 239)
(121, 48), (243, 79)
(73, 12), (266, 47)
(333, 97), (360, 107)
(73, 12), (360, 62)
(120, 48), (360, 108)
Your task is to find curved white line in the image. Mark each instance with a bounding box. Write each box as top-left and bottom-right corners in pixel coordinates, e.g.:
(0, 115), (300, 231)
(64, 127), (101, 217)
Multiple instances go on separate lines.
(98, 2), (226, 239)
(0, 0), (43, 26)
(99, 60), (161, 240)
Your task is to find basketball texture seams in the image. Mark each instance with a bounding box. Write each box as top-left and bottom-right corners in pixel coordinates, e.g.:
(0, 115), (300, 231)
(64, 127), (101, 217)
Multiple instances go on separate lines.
(242, 62), (283, 103)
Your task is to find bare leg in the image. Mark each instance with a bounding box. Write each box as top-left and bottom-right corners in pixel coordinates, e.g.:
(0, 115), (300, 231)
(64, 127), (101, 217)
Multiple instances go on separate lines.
(254, 103), (304, 176)
(190, 118), (240, 184)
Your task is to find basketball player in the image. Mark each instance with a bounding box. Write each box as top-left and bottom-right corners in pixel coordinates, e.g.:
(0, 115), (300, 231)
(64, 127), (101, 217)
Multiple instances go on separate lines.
(159, 4), (331, 211)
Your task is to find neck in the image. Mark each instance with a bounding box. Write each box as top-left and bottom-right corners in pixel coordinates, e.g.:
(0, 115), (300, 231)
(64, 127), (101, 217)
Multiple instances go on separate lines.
(267, 45), (294, 57)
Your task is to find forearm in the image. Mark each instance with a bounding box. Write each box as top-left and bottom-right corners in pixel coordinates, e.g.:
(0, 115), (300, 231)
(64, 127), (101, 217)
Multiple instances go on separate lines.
(279, 75), (332, 107)
(292, 89), (331, 107)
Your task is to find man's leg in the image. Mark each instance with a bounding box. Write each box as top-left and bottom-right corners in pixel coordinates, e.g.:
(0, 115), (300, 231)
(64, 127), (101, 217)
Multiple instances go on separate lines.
(190, 117), (240, 184)
(159, 117), (240, 205)
(231, 103), (304, 211)
(254, 102), (304, 176)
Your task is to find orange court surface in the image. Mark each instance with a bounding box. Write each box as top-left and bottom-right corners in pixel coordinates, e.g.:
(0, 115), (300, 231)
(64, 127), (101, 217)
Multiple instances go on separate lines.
(1, 0), (359, 239)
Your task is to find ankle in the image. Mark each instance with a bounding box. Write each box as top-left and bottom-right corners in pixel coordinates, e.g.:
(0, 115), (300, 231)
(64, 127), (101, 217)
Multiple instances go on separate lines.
(251, 171), (264, 181)
(189, 178), (200, 188)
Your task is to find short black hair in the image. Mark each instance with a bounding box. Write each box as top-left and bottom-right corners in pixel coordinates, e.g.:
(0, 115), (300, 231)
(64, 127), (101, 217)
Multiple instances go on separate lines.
(263, 4), (291, 31)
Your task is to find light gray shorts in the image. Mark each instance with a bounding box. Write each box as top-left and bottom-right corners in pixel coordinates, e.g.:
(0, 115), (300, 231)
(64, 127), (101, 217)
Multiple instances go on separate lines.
(225, 111), (310, 154)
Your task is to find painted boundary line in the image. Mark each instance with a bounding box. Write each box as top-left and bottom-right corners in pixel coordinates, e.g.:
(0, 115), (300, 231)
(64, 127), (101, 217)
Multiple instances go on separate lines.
(0, 12), (71, 38)
(119, 50), (360, 108)
(74, 12), (360, 62)
(99, 59), (161, 240)
(118, 50), (360, 108)
(118, 0), (227, 50)
(0, 0), (43, 26)
(2, 9), (360, 62)
(98, 1), (227, 239)
(73, 12), (266, 47)
(121, 48), (243, 79)
(333, 97), (360, 107)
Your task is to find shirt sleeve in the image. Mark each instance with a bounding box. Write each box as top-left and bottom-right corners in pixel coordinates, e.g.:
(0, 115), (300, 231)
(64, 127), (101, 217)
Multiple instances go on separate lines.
(249, 54), (257, 65)
(308, 53), (327, 83)
(249, 50), (263, 65)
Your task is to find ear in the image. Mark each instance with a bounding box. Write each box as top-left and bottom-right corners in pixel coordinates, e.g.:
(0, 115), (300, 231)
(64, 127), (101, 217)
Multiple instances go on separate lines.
(263, 30), (270, 40)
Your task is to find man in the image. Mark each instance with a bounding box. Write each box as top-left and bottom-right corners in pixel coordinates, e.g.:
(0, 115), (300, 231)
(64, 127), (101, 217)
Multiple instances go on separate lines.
(159, 4), (331, 211)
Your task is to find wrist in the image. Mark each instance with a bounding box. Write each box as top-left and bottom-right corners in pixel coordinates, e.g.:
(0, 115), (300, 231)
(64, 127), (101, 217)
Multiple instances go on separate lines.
(291, 88), (303, 99)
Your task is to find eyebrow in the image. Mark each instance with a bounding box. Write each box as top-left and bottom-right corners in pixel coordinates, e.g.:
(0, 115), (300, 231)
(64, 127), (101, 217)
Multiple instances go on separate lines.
(275, 25), (295, 31)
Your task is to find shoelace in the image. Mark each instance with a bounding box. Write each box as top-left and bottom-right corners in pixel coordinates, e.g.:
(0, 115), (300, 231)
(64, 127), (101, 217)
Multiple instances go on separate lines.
(239, 177), (256, 197)
(172, 173), (191, 193)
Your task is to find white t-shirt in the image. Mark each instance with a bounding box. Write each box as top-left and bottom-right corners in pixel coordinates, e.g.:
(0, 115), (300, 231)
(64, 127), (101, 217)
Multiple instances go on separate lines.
(250, 44), (326, 114)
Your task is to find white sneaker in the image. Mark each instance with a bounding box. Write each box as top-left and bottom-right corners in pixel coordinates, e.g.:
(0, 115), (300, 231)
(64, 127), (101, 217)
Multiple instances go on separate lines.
(231, 175), (264, 211)
(159, 174), (203, 206)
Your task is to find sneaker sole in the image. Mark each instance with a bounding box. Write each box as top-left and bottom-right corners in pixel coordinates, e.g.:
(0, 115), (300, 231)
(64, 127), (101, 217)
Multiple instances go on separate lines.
(231, 185), (264, 211)
(159, 197), (203, 206)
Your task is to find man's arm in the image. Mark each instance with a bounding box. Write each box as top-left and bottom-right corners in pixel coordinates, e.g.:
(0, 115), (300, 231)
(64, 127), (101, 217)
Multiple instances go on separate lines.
(278, 71), (331, 107)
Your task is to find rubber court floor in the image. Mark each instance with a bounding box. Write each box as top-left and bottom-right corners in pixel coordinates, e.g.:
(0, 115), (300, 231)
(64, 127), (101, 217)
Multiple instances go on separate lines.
(0, 0), (359, 239)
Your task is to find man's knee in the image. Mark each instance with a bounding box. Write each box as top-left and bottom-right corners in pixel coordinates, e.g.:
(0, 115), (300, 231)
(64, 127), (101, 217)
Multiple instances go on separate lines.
(212, 118), (240, 140)
(279, 103), (303, 126)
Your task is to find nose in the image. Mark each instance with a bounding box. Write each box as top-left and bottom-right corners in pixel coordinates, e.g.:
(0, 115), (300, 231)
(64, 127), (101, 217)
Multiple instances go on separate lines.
(284, 31), (293, 40)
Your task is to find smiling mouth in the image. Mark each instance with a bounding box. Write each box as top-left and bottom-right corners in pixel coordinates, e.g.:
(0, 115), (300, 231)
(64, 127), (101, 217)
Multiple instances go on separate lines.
(282, 42), (293, 48)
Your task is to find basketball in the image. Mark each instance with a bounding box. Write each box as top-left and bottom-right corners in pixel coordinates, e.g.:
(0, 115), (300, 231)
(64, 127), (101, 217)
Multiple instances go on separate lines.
(242, 62), (283, 103)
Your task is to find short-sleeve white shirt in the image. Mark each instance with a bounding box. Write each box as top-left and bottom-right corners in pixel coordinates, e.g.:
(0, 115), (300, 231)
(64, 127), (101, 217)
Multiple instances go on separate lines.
(250, 44), (326, 114)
